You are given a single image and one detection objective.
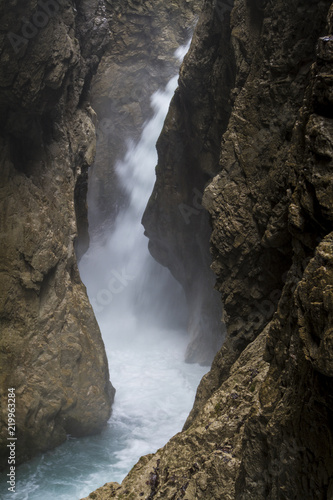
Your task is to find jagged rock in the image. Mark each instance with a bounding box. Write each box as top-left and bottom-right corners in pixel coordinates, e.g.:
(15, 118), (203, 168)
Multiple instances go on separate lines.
(142, 0), (237, 363)
(0, 0), (114, 468)
(85, 0), (333, 497)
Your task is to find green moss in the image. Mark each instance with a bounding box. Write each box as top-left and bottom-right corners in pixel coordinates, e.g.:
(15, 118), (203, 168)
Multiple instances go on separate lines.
(214, 402), (222, 414)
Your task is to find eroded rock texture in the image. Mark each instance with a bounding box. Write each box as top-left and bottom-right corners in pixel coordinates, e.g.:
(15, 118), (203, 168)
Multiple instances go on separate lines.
(85, 0), (333, 498)
(0, 0), (114, 468)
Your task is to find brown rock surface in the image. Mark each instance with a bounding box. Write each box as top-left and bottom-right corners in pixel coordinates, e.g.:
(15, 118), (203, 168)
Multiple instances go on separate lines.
(0, 0), (114, 468)
(142, 0), (235, 363)
(84, 0), (333, 498)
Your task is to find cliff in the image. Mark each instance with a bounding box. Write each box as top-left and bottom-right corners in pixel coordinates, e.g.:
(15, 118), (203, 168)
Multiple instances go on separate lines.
(0, 0), (114, 468)
(85, 0), (333, 498)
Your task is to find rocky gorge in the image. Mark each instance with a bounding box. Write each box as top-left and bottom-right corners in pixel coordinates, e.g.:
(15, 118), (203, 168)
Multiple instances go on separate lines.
(0, 0), (333, 499)
(0, 0), (206, 475)
(88, 0), (202, 237)
(85, 0), (333, 498)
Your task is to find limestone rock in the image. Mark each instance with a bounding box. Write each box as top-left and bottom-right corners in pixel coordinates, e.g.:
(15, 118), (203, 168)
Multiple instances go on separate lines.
(85, 0), (333, 497)
(0, 0), (114, 468)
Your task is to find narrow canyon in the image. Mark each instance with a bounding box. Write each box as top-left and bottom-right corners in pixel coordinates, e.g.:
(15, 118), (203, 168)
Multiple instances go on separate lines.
(0, 1), (333, 499)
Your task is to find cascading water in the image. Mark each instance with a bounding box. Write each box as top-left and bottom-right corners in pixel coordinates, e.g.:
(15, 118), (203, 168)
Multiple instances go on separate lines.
(0, 44), (208, 500)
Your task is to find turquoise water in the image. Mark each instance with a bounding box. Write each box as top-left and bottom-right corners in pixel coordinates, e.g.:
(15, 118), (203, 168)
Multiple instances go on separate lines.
(0, 332), (206, 499)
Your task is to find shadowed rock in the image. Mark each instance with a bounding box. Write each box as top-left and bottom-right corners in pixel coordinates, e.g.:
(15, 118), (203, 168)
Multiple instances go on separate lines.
(0, 0), (114, 468)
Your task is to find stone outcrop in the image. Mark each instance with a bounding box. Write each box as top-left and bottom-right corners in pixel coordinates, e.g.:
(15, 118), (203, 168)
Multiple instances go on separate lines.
(0, 0), (114, 469)
(84, 0), (333, 498)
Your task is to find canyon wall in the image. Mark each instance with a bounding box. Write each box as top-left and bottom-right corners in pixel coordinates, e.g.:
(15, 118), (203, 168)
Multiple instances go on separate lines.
(87, 0), (202, 238)
(85, 0), (333, 498)
(142, 0), (235, 363)
(0, 0), (114, 468)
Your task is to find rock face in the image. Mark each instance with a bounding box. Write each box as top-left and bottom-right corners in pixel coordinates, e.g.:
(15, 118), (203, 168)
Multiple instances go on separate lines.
(88, 0), (202, 236)
(0, 0), (114, 469)
(142, 0), (236, 363)
(84, 0), (333, 498)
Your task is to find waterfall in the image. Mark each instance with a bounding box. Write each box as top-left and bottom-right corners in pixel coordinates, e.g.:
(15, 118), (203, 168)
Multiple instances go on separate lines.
(0, 43), (208, 500)
(79, 72), (188, 342)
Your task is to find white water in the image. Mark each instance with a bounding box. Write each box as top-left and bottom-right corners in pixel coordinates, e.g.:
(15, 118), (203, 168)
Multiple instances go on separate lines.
(0, 43), (208, 500)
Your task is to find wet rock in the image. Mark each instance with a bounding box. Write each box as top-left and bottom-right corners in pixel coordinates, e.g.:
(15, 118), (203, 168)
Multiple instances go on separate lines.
(0, 0), (114, 468)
